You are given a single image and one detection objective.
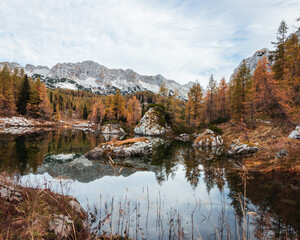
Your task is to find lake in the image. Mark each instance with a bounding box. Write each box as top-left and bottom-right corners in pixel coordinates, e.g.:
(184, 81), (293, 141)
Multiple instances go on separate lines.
(0, 129), (298, 239)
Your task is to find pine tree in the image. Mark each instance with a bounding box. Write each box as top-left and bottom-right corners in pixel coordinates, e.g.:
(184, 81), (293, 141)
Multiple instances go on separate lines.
(27, 78), (41, 118)
(159, 82), (168, 105)
(38, 82), (52, 120)
(105, 95), (115, 120)
(272, 20), (289, 82)
(252, 57), (290, 119)
(216, 77), (229, 120)
(83, 103), (89, 120)
(230, 60), (252, 121)
(90, 100), (105, 124)
(126, 96), (141, 125)
(284, 33), (300, 105)
(17, 75), (31, 115)
(54, 103), (61, 122)
(113, 90), (125, 120)
(205, 74), (217, 123)
(0, 64), (15, 115)
(185, 82), (203, 127)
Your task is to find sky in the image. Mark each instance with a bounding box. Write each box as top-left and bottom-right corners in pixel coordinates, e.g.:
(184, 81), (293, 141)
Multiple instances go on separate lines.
(0, 0), (299, 87)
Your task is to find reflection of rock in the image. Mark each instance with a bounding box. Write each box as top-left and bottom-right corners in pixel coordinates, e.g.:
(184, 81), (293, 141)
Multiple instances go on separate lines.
(193, 129), (223, 148)
(44, 153), (81, 164)
(102, 134), (125, 142)
(85, 137), (152, 159)
(288, 126), (300, 140)
(134, 108), (171, 136)
(195, 146), (223, 156)
(227, 140), (259, 157)
(101, 123), (126, 135)
(174, 134), (191, 142)
(35, 155), (156, 183)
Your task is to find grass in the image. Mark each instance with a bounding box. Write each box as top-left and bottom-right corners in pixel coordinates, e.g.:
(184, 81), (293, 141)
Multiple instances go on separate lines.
(0, 174), (89, 240)
(219, 120), (300, 179)
(99, 137), (149, 148)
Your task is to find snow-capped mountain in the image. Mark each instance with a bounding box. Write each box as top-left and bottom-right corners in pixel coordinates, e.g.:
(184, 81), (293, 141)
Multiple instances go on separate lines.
(0, 61), (194, 99)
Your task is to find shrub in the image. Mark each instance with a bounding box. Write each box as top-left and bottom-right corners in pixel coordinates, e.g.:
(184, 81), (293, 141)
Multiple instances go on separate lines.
(210, 117), (230, 125)
(208, 124), (223, 135)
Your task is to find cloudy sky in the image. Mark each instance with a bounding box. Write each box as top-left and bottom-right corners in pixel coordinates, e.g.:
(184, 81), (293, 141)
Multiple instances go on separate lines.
(0, 0), (299, 86)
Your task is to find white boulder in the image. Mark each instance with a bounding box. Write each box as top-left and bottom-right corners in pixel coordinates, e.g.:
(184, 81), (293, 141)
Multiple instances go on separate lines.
(227, 140), (259, 157)
(193, 129), (223, 148)
(134, 108), (170, 136)
(288, 126), (300, 140)
(85, 137), (152, 159)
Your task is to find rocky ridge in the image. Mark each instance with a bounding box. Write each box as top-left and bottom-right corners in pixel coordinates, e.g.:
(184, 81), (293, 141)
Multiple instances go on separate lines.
(0, 61), (194, 99)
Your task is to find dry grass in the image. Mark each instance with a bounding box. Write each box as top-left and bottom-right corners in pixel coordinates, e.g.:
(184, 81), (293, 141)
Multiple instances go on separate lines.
(0, 175), (88, 240)
(99, 137), (149, 147)
(220, 120), (300, 175)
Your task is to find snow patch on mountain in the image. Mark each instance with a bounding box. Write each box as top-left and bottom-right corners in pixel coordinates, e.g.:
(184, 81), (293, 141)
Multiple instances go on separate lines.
(0, 61), (193, 99)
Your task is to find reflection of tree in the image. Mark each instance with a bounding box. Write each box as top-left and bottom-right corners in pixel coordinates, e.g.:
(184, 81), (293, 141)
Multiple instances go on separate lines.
(0, 129), (103, 175)
(15, 136), (28, 175)
(151, 140), (177, 185)
(225, 172), (299, 239)
(183, 147), (201, 189)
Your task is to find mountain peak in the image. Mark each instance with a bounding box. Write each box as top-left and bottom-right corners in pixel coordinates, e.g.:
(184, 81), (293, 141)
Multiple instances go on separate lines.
(0, 61), (192, 99)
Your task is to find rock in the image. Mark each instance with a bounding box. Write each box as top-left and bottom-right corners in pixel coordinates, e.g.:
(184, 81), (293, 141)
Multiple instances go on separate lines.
(0, 184), (22, 201)
(134, 108), (171, 136)
(69, 200), (85, 214)
(174, 134), (191, 142)
(101, 123), (126, 135)
(227, 140), (259, 157)
(231, 48), (272, 80)
(275, 149), (288, 159)
(288, 126), (300, 140)
(48, 214), (73, 240)
(193, 129), (223, 148)
(85, 137), (152, 159)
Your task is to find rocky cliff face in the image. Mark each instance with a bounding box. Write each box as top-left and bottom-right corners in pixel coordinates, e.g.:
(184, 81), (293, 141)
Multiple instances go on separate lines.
(230, 48), (273, 80)
(0, 61), (193, 99)
(231, 30), (300, 80)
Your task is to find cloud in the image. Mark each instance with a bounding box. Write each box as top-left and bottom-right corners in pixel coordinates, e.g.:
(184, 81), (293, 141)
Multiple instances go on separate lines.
(0, 0), (299, 87)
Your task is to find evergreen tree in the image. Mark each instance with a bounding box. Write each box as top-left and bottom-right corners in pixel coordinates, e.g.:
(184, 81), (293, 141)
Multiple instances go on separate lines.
(27, 78), (41, 118)
(272, 20), (289, 82)
(83, 103), (89, 120)
(113, 90), (125, 120)
(17, 75), (30, 115)
(185, 82), (203, 127)
(205, 74), (217, 123)
(216, 77), (229, 120)
(159, 82), (168, 105)
(252, 57), (290, 119)
(284, 33), (300, 105)
(230, 60), (252, 121)
(0, 64), (15, 115)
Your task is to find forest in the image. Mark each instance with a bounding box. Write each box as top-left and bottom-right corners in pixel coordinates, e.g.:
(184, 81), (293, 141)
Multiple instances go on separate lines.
(0, 20), (299, 132)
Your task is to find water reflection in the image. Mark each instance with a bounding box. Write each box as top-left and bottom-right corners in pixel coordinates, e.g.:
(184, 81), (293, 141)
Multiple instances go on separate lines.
(0, 129), (299, 239)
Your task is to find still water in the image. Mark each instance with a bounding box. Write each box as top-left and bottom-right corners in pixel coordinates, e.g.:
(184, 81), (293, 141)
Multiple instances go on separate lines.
(0, 129), (298, 239)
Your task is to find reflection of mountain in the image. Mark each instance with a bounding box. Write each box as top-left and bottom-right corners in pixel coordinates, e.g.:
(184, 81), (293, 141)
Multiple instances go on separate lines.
(35, 154), (159, 183)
